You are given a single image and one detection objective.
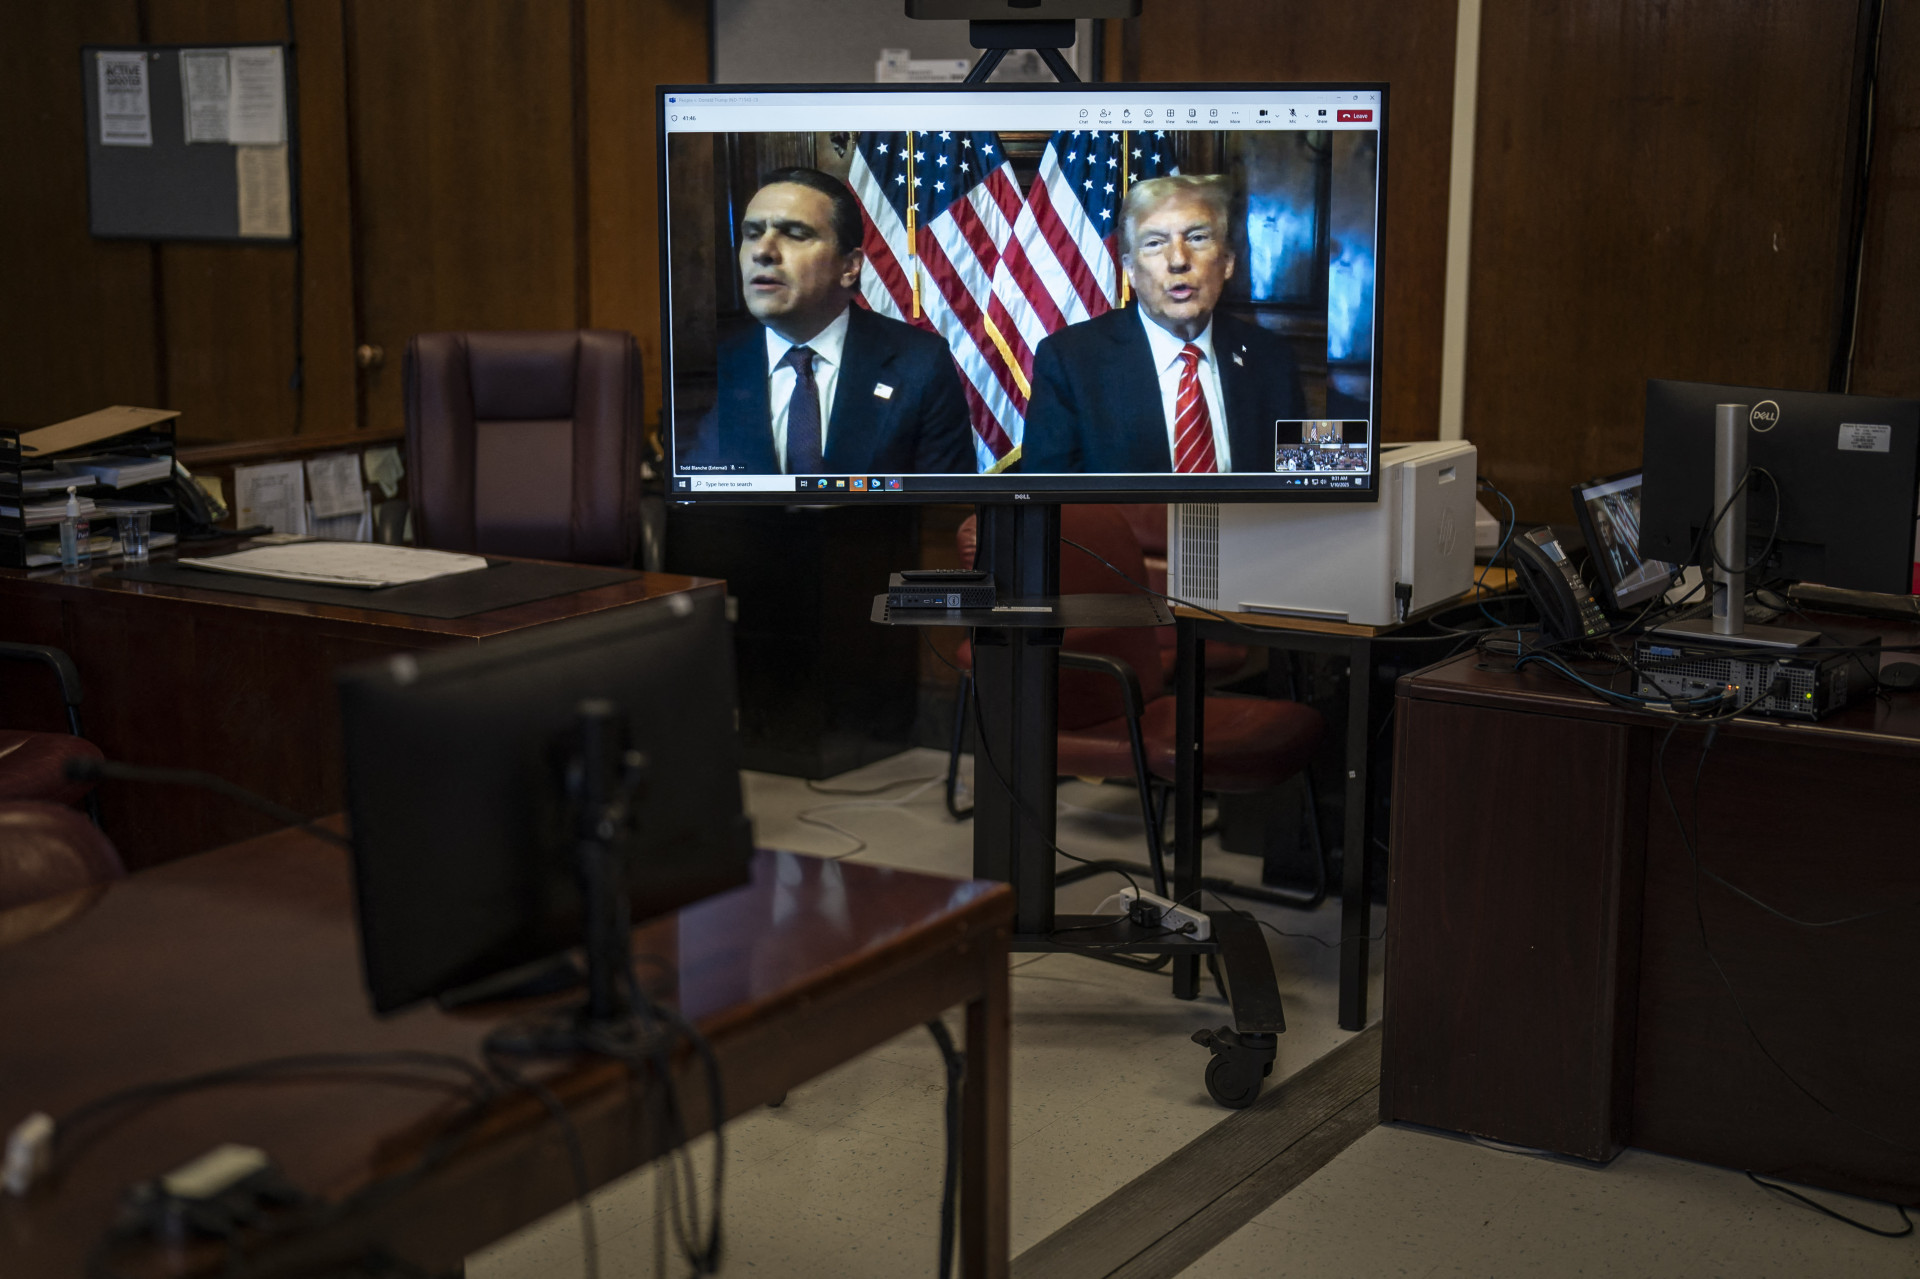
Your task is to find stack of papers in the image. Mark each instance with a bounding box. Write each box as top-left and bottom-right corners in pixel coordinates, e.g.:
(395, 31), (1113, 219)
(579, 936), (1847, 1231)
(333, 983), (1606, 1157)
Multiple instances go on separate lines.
(178, 542), (489, 590)
(67, 454), (173, 488)
(1, 494), (99, 527)
(17, 468), (100, 494)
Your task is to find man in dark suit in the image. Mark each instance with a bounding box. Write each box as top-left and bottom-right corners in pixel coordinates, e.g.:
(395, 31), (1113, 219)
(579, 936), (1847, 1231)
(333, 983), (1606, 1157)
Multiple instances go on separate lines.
(1020, 174), (1307, 474)
(680, 167), (975, 476)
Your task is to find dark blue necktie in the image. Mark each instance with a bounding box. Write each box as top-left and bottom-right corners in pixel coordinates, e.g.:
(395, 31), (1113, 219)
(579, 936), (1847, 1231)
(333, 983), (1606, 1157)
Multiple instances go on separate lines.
(781, 345), (822, 475)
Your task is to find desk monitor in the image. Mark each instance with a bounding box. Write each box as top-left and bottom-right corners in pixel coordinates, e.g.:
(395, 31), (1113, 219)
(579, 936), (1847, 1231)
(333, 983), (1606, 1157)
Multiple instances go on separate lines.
(657, 82), (1386, 503)
(1571, 470), (1676, 612)
(1640, 380), (1920, 595)
(336, 592), (754, 1015)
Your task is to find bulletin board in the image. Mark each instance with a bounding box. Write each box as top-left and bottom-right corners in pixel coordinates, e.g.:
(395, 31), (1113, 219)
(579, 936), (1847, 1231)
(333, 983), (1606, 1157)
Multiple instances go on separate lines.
(81, 43), (300, 243)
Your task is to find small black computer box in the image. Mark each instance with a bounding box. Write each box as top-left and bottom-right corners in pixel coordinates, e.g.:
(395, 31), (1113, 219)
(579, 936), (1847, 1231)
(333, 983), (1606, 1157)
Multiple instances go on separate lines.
(1633, 631), (1876, 722)
(888, 570), (996, 610)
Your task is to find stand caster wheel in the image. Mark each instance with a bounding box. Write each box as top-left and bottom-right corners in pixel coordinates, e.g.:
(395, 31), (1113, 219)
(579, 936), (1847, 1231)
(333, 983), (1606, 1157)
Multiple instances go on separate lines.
(1192, 1025), (1277, 1110)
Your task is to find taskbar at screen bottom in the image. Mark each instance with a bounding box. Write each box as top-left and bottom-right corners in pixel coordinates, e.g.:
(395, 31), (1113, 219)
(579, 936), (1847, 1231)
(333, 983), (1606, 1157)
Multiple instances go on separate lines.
(673, 471), (1375, 496)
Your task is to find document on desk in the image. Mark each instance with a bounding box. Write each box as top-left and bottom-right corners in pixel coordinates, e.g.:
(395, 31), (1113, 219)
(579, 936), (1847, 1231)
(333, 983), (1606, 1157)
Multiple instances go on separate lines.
(178, 543), (490, 589)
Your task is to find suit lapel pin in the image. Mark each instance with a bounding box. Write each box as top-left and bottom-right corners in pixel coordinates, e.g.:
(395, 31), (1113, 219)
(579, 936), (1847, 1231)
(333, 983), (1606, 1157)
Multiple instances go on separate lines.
(1232, 348), (1245, 367)
(874, 382), (895, 400)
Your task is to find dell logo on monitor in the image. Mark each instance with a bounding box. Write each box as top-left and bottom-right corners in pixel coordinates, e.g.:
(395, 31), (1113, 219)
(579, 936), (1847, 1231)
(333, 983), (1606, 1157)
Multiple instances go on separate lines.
(1751, 400), (1781, 432)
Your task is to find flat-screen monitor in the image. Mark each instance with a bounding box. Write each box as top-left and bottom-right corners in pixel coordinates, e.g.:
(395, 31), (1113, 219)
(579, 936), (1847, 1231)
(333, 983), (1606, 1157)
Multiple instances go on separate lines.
(657, 83), (1386, 503)
(336, 592), (754, 1014)
(1640, 380), (1920, 595)
(1571, 470), (1676, 611)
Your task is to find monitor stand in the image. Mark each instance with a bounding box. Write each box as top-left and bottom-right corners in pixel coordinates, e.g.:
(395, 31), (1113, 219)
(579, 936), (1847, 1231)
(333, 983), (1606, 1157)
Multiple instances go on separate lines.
(484, 700), (665, 1061)
(965, 503), (1288, 1109)
(1647, 401), (1823, 652)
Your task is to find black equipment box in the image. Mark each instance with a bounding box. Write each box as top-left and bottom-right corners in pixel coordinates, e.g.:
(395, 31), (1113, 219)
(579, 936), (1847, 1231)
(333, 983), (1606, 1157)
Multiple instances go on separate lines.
(888, 571), (997, 610)
(1633, 632), (1877, 722)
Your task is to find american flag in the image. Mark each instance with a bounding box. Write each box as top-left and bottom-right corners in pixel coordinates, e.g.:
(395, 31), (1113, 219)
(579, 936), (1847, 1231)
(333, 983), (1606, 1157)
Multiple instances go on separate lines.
(846, 129), (1176, 471)
(848, 130), (1029, 471)
(1023, 129), (1174, 321)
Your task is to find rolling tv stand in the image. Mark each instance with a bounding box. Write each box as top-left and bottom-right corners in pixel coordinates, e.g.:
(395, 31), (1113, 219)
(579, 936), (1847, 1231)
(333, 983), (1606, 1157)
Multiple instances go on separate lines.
(876, 503), (1287, 1108)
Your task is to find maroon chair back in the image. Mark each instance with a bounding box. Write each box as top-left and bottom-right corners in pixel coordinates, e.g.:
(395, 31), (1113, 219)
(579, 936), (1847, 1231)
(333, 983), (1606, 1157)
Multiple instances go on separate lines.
(405, 330), (644, 565)
(1111, 504), (1168, 559)
(1057, 506), (1167, 730)
(0, 802), (123, 913)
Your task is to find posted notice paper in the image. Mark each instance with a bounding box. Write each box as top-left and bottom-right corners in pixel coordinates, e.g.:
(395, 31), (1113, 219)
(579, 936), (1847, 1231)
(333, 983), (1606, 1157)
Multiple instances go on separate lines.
(97, 51), (153, 147)
(236, 145), (292, 238)
(227, 46), (286, 145)
(233, 461), (308, 535)
(305, 452), (364, 520)
(179, 49), (231, 143)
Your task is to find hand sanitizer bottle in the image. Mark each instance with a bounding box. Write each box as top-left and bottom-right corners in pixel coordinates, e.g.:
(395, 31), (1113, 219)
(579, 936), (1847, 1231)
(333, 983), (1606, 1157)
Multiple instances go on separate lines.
(59, 486), (90, 570)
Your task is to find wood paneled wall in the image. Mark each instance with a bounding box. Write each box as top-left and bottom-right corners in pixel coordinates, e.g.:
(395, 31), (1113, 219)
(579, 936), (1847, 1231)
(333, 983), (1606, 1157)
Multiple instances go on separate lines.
(0, 0), (706, 444)
(1463, 1), (1876, 522)
(1108, 1), (1459, 445)
(1851, 2), (1920, 400)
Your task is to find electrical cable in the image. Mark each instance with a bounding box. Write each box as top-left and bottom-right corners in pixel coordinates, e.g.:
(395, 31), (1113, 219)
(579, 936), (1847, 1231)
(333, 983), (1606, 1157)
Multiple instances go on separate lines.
(926, 1020), (965, 1279)
(478, 1049), (600, 1279)
(67, 758), (353, 850)
(1746, 1171), (1913, 1239)
(793, 775), (946, 859)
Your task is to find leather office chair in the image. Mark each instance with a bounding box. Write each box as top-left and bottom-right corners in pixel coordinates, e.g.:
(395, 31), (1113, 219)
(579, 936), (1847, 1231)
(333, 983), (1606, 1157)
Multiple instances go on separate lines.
(0, 801), (124, 913)
(946, 507), (1326, 895)
(0, 642), (103, 819)
(405, 330), (645, 565)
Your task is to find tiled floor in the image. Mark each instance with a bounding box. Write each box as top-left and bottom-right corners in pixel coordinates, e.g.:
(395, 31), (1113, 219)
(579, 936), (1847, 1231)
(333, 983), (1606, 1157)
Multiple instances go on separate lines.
(471, 747), (1380, 1278)
(1179, 1124), (1917, 1279)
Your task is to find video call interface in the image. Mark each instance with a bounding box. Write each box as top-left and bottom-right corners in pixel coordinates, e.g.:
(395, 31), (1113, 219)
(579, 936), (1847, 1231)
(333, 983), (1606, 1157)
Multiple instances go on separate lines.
(660, 86), (1383, 498)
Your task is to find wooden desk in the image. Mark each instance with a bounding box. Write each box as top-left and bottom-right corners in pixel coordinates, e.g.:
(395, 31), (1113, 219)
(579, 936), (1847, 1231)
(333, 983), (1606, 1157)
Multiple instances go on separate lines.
(1381, 640), (1920, 1203)
(1172, 568), (1516, 1029)
(0, 554), (719, 868)
(0, 828), (1014, 1277)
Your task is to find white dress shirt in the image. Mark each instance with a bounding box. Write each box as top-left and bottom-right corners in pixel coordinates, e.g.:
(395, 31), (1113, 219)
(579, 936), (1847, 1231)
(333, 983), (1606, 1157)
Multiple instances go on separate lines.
(765, 307), (851, 472)
(1139, 307), (1231, 472)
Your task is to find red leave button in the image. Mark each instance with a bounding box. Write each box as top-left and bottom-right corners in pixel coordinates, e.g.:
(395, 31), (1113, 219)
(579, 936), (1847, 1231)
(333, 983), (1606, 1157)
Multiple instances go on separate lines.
(1337, 109), (1373, 122)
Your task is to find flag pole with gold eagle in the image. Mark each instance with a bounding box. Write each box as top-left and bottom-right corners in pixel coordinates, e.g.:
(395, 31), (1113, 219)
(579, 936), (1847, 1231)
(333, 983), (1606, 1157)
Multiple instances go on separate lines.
(906, 131), (920, 319)
(1118, 131), (1131, 307)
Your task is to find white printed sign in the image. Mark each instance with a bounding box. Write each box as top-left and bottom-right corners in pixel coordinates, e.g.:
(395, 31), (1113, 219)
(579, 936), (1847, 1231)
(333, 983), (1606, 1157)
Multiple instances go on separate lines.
(98, 51), (152, 147)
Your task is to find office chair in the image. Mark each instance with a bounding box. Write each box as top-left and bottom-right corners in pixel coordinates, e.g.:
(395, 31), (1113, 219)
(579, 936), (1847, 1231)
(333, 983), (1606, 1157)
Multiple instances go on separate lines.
(0, 642), (103, 822)
(945, 507), (1327, 896)
(405, 330), (645, 566)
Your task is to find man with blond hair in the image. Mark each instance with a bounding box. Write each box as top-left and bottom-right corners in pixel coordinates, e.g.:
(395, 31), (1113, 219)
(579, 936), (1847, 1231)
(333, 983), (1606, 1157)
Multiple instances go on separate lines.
(1020, 174), (1306, 474)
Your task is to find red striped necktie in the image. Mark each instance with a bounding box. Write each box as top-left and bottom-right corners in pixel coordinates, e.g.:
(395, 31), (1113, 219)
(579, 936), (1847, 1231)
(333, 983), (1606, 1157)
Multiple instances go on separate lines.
(1173, 343), (1218, 474)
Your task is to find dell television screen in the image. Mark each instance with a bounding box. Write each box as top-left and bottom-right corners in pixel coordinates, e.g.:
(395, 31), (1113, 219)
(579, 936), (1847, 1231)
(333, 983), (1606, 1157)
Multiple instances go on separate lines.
(658, 83), (1386, 502)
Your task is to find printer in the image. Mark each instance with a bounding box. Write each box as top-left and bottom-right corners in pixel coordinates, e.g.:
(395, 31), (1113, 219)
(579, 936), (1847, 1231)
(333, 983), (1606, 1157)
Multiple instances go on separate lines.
(1167, 440), (1478, 627)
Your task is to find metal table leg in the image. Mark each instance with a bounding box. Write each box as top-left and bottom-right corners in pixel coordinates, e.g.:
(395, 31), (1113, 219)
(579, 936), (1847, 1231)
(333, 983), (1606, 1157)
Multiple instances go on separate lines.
(1172, 616), (1204, 999)
(1338, 636), (1374, 1030)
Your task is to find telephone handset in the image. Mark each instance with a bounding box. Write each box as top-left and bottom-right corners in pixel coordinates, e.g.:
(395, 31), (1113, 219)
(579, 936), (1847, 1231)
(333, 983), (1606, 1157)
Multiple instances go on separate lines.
(164, 460), (230, 537)
(1509, 526), (1610, 642)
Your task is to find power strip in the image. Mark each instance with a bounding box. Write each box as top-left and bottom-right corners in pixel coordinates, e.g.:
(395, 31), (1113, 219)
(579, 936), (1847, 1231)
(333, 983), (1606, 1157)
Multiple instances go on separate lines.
(1090, 887), (1211, 941)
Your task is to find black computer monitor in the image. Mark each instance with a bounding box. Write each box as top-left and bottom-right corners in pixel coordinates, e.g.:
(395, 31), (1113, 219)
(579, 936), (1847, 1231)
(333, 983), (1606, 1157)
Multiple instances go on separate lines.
(657, 82), (1386, 503)
(1640, 380), (1920, 595)
(1571, 469), (1676, 612)
(336, 592), (754, 1015)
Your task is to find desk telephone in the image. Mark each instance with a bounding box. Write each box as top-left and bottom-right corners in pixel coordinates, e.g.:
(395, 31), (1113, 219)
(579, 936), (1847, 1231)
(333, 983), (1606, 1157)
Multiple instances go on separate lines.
(1510, 526), (1610, 641)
